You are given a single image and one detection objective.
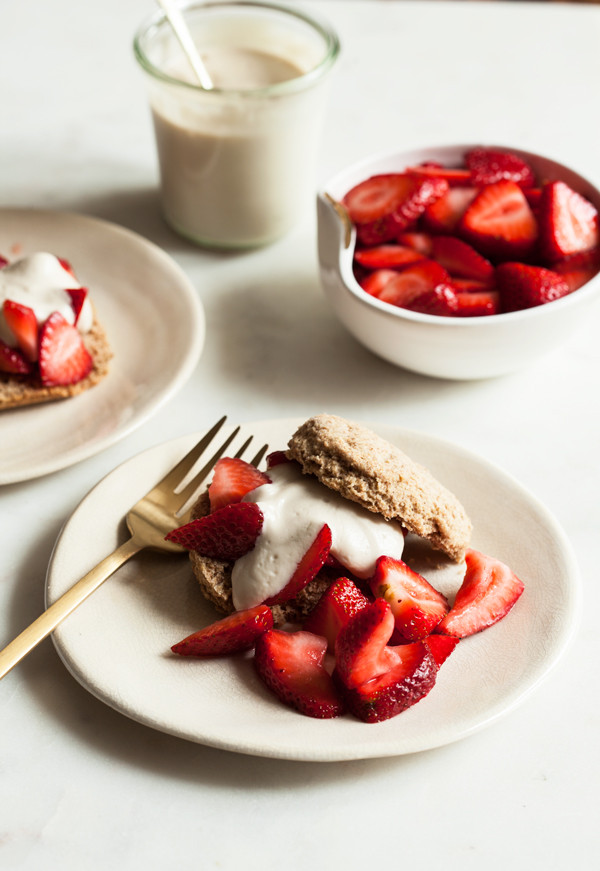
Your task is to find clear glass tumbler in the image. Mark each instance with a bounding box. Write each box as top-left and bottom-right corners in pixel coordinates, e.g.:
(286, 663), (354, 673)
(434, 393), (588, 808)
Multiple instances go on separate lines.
(134, 1), (340, 249)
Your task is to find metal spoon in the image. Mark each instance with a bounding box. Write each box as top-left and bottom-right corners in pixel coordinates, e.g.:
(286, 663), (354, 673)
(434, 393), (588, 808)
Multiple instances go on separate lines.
(155, 0), (214, 89)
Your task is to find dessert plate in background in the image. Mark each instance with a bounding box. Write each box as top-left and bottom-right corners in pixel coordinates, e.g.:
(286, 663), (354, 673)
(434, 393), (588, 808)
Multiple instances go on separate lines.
(0, 208), (204, 484)
(46, 419), (580, 761)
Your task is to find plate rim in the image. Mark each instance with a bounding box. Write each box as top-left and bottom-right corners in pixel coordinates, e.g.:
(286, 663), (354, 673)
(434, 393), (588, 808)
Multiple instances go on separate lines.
(0, 207), (205, 485)
(46, 418), (582, 761)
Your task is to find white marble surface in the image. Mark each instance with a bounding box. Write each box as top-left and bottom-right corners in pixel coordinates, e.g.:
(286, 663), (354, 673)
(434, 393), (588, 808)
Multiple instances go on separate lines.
(1, 1), (599, 868)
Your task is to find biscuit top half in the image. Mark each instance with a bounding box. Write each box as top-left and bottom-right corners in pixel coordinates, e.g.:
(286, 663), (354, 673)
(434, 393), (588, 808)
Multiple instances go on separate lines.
(287, 414), (472, 562)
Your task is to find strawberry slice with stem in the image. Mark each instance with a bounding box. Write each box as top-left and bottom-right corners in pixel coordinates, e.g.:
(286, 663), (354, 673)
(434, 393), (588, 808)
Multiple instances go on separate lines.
(304, 576), (370, 651)
(208, 457), (271, 512)
(336, 641), (437, 723)
(38, 311), (93, 386)
(254, 629), (344, 719)
(2, 299), (38, 362)
(171, 605), (273, 656)
(335, 598), (401, 689)
(263, 523), (332, 605)
(459, 180), (538, 261)
(436, 548), (525, 638)
(370, 555), (449, 642)
(165, 501), (264, 561)
(538, 180), (599, 261)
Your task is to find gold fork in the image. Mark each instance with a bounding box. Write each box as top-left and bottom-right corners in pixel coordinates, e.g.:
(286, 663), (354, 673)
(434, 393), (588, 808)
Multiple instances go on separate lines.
(0, 416), (268, 680)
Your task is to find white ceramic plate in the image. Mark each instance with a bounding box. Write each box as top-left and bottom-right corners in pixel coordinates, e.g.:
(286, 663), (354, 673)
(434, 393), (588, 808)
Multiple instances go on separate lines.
(0, 208), (204, 484)
(47, 419), (580, 761)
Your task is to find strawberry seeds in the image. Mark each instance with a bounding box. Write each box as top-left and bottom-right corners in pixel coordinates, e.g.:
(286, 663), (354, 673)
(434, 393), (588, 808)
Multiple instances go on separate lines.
(343, 147), (600, 317)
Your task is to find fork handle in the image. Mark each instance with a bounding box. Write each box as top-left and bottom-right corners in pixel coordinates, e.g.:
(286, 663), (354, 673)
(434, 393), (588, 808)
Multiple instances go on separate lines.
(0, 536), (143, 680)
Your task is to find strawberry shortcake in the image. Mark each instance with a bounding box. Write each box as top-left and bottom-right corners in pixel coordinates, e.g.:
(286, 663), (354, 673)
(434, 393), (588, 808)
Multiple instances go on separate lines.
(0, 252), (111, 409)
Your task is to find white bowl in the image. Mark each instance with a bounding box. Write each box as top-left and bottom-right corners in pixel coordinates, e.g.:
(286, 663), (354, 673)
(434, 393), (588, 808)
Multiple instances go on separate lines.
(317, 144), (600, 379)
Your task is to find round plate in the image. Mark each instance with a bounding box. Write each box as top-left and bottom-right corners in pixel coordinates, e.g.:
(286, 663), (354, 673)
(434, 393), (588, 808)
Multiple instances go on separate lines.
(0, 208), (204, 484)
(47, 419), (580, 761)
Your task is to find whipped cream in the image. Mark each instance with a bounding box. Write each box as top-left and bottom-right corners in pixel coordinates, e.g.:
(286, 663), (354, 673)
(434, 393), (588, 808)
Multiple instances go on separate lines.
(231, 463), (406, 611)
(0, 253), (93, 357)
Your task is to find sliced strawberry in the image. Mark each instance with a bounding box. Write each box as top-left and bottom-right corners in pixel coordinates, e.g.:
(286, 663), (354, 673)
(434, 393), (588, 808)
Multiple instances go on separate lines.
(2, 300), (38, 362)
(165, 501), (264, 561)
(465, 147), (536, 188)
(455, 290), (500, 316)
(0, 339), (32, 374)
(171, 605), (273, 656)
(264, 524), (332, 606)
(265, 450), (293, 468)
(422, 186), (478, 233)
(496, 262), (571, 312)
(459, 181), (538, 261)
(360, 268), (399, 298)
(346, 174), (448, 245)
(335, 598), (401, 689)
(66, 287), (88, 325)
(335, 641), (437, 723)
(254, 629), (344, 719)
(436, 548), (525, 638)
(370, 555), (449, 642)
(404, 284), (459, 316)
(406, 163), (472, 185)
(538, 180), (599, 261)
(431, 236), (494, 282)
(552, 252), (600, 292)
(423, 634), (460, 667)
(452, 278), (496, 292)
(58, 257), (75, 276)
(363, 259), (453, 310)
(396, 232), (434, 256)
(524, 187), (543, 209)
(0, 255), (9, 268)
(37, 311), (93, 386)
(208, 457), (271, 512)
(354, 244), (424, 270)
(304, 576), (370, 651)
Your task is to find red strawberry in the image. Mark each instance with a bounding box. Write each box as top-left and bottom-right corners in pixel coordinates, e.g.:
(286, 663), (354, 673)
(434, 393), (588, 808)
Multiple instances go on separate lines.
(0, 255), (8, 268)
(0, 339), (32, 374)
(254, 629), (344, 719)
(66, 287), (88, 325)
(266, 450), (293, 468)
(465, 147), (536, 188)
(424, 634), (460, 667)
(58, 257), (75, 276)
(345, 174), (448, 245)
(406, 163), (472, 186)
(354, 244), (424, 270)
(336, 641), (437, 723)
(165, 501), (264, 561)
(552, 254), (599, 292)
(335, 598), (401, 689)
(496, 262), (571, 312)
(404, 284), (459, 316)
(171, 605), (273, 656)
(370, 555), (449, 642)
(304, 576), (370, 650)
(455, 290), (500, 317)
(396, 232), (434, 256)
(459, 181), (538, 261)
(436, 548), (525, 638)
(264, 524), (332, 605)
(431, 236), (494, 282)
(363, 260), (453, 310)
(2, 299), (38, 362)
(422, 186), (478, 233)
(38, 311), (93, 386)
(208, 457), (271, 512)
(538, 180), (599, 261)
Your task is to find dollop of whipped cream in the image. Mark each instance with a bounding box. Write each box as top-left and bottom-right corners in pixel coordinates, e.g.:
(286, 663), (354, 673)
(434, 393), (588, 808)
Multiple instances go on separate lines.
(231, 462), (406, 611)
(0, 253), (93, 356)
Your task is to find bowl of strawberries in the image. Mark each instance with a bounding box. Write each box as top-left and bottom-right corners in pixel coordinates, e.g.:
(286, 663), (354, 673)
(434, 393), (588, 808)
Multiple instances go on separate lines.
(317, 144), (600, 379)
